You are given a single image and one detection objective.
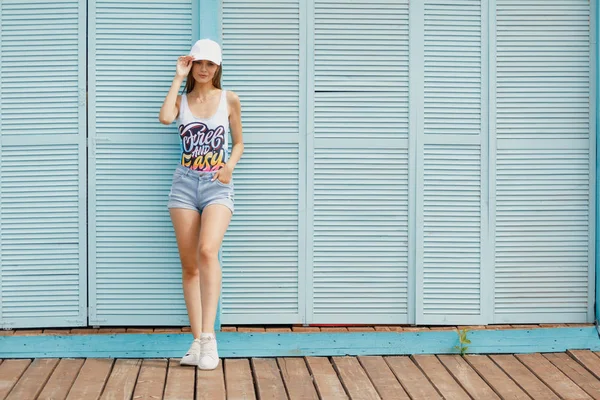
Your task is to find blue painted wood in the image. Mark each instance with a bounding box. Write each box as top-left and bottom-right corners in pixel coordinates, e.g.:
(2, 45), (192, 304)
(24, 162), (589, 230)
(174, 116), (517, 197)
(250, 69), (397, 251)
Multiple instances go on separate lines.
(308, 0), (411, 325)
(415, 0), (489, 326)
(492, 0), (595, 324)
(215, 264), (221, 331)
(592, 2), (600, 321)
(199, 0), (219, 41)
(1, 328), (599, 359)
(207, 0), (224, 332)
(219, 0), (304, 325)
(0, 0), (88, 329)
(87, 0), (197, 327)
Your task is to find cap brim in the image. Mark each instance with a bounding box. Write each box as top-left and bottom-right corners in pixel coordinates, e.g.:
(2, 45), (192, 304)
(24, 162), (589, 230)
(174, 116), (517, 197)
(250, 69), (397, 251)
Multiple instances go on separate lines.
(191, 56), (221, 64)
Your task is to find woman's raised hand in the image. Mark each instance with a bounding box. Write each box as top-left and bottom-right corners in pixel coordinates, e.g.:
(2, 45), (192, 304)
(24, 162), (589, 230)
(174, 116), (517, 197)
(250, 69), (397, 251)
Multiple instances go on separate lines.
(176, 55), (194, 78)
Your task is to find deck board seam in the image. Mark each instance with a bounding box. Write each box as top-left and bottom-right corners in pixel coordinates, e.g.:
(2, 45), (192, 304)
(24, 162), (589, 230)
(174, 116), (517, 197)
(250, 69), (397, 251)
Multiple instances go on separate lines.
(489, 356), (533, 399)
(434, 355), (478, 400)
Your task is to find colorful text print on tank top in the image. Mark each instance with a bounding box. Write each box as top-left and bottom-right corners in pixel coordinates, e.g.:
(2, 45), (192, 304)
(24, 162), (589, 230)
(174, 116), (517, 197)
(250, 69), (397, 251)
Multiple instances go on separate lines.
(179, 121), (226, 172)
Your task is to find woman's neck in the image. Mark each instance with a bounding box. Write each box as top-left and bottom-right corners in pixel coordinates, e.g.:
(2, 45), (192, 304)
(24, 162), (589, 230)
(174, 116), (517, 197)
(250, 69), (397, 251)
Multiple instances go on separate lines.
(189, 83), (217, 98)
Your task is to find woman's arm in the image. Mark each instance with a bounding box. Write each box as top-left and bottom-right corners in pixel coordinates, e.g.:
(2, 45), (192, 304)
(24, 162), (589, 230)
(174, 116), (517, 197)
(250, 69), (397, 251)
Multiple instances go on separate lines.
(213, 90), (243, 183)
(158, 78), (183, 125)
(159, 56), (192, 125)
(225, 90), (244, 170)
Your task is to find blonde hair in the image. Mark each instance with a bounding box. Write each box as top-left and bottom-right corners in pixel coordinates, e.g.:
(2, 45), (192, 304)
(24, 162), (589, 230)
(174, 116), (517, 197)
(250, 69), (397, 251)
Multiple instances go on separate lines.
(184, 63), (222, 93)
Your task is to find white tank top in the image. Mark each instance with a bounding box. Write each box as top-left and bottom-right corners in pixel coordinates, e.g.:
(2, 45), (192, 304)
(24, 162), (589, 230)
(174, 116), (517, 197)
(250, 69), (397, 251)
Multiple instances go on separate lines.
(177, 90), (229, 172)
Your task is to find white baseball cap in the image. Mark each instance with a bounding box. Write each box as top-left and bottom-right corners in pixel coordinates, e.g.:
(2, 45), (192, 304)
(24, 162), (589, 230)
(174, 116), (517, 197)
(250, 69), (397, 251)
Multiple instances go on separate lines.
(189, 39), (222, 65)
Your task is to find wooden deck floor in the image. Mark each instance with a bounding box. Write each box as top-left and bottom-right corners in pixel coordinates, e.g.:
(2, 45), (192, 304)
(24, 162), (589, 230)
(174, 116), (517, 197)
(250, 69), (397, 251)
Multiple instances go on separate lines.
(2, 351), (600, 399)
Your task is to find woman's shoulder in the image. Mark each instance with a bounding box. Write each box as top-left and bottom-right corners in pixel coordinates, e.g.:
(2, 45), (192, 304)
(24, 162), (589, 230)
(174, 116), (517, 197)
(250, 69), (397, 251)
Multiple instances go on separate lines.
(225, 90), (240, 105)
(224, 90), (240, 118)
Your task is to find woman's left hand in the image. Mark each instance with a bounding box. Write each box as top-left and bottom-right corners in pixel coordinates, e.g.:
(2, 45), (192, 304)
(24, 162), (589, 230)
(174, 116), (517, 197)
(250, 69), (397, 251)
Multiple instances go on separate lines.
(213, 165), (232, 184)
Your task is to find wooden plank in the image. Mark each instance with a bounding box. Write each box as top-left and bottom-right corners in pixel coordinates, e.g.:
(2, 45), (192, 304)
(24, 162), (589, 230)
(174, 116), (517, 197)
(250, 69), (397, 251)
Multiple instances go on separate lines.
(332, 356), (380, 400)
(0, 359), (31, 399)
(569, 351), (600, 380)
(37, 358), (85, 400)
(163, 358), (195, 400)
(5, 327), (600, 358)
(13, 329), (43, 336)
(131, 359), (168, 400)
(545, 353), (600, 400)
(66, 359), (114, 400)
(252, 358), (288, 400)
(437, 355), (500, 400)
(305, 357), (348, 400)
(277, 358), (319, 400)
(224, 358), (256, 400)
(412, 355), (470, 400)
(5, 358), (59, 400)
(385, 356), (442, 400)
(516, 354), (592, 400)
(490, 355), (560, 400)
(66, 359), (113, 400)
(99, 359), (141, 400)
(357, 356), (410, 400)
(197, 360), (226, 400)
(464, 355), (531, 400)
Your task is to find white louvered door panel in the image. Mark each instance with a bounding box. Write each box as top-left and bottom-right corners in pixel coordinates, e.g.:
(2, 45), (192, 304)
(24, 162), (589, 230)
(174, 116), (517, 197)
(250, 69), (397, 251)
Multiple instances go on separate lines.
(415, 0), (489, 325)
(88, 0), (195, 325)
(0, 0), (87, 328)
(220, 0), (304, 324)
(309, 0), (410, 324)
(491, 0), (595, 323)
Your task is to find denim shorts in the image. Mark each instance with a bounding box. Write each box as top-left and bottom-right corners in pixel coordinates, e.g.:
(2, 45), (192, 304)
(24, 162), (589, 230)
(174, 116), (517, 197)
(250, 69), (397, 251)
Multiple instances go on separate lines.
(167, 165), (234, 214)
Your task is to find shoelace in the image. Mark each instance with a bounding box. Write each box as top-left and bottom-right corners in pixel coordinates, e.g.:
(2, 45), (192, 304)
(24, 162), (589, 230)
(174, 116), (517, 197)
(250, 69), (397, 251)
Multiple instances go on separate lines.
(185, 339), (201, 357)
(200, 336), (217, 358)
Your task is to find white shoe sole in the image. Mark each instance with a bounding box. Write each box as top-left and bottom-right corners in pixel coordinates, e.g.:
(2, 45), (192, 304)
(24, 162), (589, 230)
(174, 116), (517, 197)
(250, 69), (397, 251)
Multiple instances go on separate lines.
(180, 357), (200, 366)
(198, 358), (219, 370)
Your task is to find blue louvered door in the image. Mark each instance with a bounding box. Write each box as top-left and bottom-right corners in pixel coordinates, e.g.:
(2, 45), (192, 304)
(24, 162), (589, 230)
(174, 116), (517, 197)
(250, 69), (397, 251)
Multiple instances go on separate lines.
(220, 0), (305, 324)
(0, 0), (88, 328)
(414, 0), (489, 325)
(87, 0), (197, 325)
(490, 0), (595, 323)
(1, 0), (594, 330)
(307, 0), (411, 324)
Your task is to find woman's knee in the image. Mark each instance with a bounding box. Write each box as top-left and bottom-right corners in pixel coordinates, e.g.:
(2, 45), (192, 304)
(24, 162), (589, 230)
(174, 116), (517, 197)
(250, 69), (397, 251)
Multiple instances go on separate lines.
(198, 244), (219, 263)
(180, 256), (200, 278)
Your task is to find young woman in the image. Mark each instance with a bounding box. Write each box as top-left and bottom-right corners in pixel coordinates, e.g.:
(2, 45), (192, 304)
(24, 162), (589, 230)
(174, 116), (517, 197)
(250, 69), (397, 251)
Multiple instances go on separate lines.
(158, 39), (243, 370)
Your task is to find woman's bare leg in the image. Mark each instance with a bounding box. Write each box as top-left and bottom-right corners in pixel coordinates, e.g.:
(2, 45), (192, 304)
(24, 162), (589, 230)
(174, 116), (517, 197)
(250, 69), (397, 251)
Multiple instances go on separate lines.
(170, 208), (202, 339)
(198, 204), (232, 333)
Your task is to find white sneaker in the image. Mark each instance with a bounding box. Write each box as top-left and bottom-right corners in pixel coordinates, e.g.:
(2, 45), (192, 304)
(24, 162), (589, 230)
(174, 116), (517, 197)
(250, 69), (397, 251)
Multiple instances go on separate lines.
(198, 333), (219, 370)
(180, 338), (202, 366)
